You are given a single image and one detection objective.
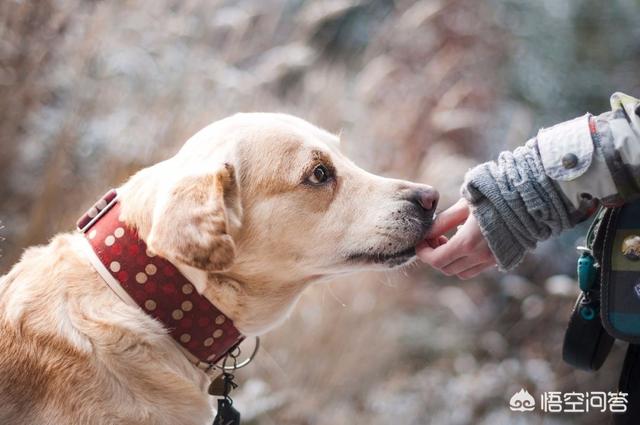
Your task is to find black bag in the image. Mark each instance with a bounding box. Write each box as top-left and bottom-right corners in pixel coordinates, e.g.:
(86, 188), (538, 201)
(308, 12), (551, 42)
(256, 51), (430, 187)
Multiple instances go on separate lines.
(600, 201), (640, 343)
(563, 200), (640, 423)
(563, 207), (614, 371)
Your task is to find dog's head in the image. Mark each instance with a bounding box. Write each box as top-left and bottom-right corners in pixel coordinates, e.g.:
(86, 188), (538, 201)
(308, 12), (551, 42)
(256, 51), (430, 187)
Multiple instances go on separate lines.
(120, 113), (437, 332)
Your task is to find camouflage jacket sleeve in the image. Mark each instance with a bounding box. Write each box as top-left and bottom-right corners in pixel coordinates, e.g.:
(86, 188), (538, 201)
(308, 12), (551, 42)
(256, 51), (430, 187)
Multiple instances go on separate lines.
(537, 92), (640, 209)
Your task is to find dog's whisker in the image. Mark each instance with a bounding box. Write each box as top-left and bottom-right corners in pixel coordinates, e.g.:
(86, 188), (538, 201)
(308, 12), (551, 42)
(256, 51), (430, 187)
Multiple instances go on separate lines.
(327, 284), (347, 308)
(257, 344), (290, 380)
(380, 271), (395, 288)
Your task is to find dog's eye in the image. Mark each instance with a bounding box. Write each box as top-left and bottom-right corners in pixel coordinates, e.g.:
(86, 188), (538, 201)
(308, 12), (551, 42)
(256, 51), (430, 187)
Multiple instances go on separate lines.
(308, 164), (330, 185)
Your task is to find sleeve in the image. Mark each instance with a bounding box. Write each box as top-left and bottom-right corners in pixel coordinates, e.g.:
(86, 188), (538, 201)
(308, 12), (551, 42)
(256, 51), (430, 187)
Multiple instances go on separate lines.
(461, 92), (640, 270)
(537, 92), (640, 207)
(461, 139), (580, 270)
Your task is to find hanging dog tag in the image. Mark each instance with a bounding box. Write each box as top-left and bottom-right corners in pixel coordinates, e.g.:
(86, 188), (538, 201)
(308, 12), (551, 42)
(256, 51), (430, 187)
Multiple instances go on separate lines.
(209, 372), (238, 397)
(213, 398), (240, 425)
(208, 374), (226, 397)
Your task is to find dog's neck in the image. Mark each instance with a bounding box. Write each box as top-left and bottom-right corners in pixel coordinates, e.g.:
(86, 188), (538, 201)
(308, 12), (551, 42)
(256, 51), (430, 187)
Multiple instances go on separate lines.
(204, 271), (314, 336)
(169, 262), (315, 336)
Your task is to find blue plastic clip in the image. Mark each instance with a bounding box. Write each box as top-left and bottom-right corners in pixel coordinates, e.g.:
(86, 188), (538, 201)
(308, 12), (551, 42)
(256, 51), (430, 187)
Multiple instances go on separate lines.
(577, 251), (596, 292)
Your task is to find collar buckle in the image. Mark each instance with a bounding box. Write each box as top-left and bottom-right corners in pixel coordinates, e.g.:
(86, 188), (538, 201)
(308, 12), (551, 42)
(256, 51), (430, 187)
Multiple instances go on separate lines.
(77, 189), (119, 233)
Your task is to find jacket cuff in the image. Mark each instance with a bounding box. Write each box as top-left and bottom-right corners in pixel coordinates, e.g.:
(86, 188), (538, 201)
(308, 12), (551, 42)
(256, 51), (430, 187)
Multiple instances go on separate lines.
(537, 113), (593, 182)
(537, 113), (620, 209)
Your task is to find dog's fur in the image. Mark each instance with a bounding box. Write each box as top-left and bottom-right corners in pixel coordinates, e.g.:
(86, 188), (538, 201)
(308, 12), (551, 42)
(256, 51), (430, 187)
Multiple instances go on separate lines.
(0, 114), (436, 425)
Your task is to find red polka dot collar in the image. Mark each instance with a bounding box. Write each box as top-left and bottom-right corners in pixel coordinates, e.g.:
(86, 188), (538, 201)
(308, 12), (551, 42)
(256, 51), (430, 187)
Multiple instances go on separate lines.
(77, 189), (244, 369)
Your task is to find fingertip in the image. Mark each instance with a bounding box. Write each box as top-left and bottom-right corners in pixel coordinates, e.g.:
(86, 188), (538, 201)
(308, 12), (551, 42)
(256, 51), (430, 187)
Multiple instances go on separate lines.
(416, 245), (434, 262)
(416, 239), (429, 250)
(426, 200), (470, 237)
(423, 237), (445, 249)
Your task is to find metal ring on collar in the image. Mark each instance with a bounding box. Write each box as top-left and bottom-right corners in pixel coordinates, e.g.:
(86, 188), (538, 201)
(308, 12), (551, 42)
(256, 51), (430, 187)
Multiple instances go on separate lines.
(219, 337), (260, 371)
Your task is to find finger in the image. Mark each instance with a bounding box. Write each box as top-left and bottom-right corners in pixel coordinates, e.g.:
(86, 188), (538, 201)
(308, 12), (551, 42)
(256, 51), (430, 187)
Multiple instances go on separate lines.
(426, 198), (470, 238)
(417, 237), (465, 269)
(441, 255), (486, 276)
(457, 262), (494, 280)
(436, 235), (448, 246)
(416, 243), (434, 262)
(426, 219), (487, 271)
(419, 235), (448, 250)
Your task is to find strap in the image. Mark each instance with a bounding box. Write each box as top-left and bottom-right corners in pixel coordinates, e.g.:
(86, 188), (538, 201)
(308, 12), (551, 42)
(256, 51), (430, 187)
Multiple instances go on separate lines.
(615, 344), (640, 424)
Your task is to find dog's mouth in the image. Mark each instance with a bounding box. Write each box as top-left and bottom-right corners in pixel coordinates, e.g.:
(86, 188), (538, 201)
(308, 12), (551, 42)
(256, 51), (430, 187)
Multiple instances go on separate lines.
(345, 245), (417, 268)
(344, 209), (434, 268)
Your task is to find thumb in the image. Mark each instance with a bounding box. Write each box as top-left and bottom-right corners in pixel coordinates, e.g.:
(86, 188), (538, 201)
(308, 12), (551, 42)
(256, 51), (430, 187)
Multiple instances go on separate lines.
(426, 198), (470, 237)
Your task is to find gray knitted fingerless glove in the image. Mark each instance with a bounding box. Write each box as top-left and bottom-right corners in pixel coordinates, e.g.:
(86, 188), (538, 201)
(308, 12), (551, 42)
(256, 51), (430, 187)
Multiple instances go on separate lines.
(461, 138), (578, 270)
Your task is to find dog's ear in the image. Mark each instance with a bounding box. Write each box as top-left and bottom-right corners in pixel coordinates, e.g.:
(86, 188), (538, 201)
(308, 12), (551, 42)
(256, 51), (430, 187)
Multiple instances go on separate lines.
(146, 164), (241, 272)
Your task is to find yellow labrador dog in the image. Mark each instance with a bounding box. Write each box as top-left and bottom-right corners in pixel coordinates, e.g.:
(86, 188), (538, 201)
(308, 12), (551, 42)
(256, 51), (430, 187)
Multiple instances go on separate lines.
(0, 113), (437, 425)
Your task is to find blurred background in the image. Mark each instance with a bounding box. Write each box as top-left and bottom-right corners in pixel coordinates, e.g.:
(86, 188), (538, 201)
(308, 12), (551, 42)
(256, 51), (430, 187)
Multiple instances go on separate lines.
(1, 0), (639, 423)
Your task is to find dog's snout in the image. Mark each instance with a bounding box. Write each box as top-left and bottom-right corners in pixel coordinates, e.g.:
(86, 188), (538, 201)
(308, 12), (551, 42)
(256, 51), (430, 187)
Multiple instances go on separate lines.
(407, 187), (439, 213)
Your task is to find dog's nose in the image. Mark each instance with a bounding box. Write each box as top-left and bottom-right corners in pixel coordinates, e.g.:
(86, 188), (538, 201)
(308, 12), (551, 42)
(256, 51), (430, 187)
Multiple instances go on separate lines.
(408, 187), (439, 213)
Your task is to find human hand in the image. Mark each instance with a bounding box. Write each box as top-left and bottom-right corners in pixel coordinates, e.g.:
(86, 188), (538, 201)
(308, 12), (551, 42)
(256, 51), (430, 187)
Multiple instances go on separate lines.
(417, 198), (496, 279)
